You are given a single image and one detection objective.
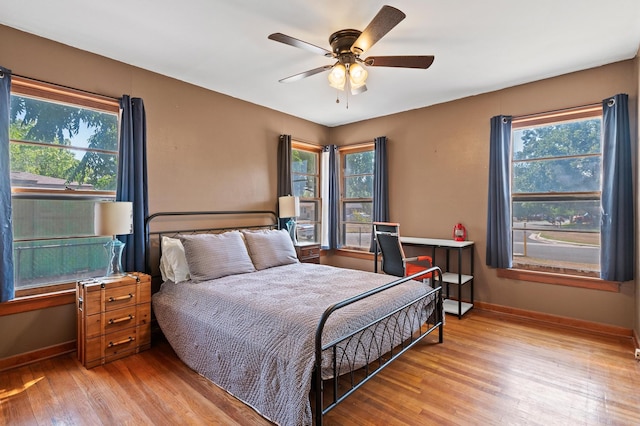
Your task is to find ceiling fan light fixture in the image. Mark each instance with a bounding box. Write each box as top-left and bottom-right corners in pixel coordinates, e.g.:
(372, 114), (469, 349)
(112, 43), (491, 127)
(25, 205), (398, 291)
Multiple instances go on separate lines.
(328, 64), (346, 90)
(350, 82), (367, 95)
(349, 63), (368, 85)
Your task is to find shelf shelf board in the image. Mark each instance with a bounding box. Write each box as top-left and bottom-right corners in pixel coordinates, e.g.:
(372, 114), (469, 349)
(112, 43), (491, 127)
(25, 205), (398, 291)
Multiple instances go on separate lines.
(443, 299), (473, 316)
(440, 272), (473, 285)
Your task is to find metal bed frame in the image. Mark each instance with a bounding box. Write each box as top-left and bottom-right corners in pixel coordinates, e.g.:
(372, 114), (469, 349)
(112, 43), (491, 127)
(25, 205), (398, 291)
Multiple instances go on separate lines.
(145, 210), (444, 426)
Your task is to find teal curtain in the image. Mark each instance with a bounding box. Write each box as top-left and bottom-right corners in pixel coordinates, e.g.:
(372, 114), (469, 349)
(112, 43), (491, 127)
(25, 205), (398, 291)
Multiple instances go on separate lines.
(600, 94), (633, 282)
(486, 115), (512, 268)
(0, 67), (14, 302)
(117, 96), (148, 273)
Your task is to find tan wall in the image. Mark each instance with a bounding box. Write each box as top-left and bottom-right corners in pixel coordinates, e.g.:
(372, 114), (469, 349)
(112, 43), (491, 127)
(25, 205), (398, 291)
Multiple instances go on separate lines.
(0, 23), (637, 360)
(0, 24), (329, 358)
(329, 60), (638, 329)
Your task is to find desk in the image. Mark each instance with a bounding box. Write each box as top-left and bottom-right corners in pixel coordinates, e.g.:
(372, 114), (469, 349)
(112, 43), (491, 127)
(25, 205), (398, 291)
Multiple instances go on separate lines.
(374, 237), (474, 319)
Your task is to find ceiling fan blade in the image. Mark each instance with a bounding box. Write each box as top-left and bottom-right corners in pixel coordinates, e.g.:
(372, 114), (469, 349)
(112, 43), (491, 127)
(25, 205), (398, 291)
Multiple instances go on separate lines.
(364, 55), (435, 69)
(278, 65), (333, 83)
(350, 5), (406, 55)
(268, 33), (333, 57)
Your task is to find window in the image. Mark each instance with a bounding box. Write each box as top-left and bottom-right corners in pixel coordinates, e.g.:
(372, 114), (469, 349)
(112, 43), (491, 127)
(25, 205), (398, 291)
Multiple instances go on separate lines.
(9, 77), (120, 293)
(292, 143), (321, 243)
(511, 106), (602, 277)
(339, 145), (374, 250)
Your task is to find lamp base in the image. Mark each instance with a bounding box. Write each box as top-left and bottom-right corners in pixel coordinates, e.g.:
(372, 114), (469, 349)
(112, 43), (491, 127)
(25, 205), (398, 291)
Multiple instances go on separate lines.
(285, 218), (298, 245)
(104, 237), (126, 277)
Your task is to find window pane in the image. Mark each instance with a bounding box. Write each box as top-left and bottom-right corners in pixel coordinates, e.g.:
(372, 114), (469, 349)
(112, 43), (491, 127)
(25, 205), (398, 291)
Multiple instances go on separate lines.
(10, 144), (118, 191)
(13, 199), (102, 239)
(10, 93), (119, 192)
(512, 200), (600, 276)
(14, 237), (110, 289)
(292, 149), (317, 174)
(343, 201), (372, 222)
(345, 176), (373, 198)
(10, 95), (118, 151)
(341, 223), (372, 250)
(513, 119), (601, 160)
(296, 223), (318, 243)
(513, 156), (601, 193)
(297, 200), (320, 243)
(292, 175), (317, 198)
(345, 151), (374, 175)
(299, 200), (318, 222)
(513, 200), (600, 230)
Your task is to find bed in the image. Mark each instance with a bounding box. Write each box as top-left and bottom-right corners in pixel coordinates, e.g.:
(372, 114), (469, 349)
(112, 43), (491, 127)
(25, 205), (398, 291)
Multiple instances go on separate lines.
(146, 211), (444, 426)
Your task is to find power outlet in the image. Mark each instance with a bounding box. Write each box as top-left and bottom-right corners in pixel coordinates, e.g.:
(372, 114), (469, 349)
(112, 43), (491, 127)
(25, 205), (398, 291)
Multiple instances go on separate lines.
(635, 348), (640, 360)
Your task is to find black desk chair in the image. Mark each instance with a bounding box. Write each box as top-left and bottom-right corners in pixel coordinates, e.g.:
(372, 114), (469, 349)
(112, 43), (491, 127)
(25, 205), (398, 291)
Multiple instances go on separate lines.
(373, 222), (433, 280)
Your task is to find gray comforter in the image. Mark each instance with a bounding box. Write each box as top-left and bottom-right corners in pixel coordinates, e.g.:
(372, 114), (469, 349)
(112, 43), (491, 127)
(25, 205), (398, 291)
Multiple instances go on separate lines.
(152, 263), (435, 426)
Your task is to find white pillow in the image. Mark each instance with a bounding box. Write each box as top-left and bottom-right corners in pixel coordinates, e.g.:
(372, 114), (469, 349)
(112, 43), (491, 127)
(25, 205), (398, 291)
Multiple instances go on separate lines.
(242, 229), (299, 270)
(179, 231), (256, 282)
(159, 236), (191, 283)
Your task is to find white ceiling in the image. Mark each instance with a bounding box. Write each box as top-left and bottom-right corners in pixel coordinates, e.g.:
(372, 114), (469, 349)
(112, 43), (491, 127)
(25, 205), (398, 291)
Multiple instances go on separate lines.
(2, 0), (640, 127)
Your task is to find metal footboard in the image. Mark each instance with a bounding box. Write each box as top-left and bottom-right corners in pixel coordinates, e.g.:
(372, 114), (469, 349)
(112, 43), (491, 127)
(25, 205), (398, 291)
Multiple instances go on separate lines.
(314, 267), (444, 426)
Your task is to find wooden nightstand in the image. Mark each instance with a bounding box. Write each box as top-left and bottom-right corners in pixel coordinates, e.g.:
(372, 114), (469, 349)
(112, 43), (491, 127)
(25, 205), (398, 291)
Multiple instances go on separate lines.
(295, 242), (321, 264)
(76, 272), (151, 368)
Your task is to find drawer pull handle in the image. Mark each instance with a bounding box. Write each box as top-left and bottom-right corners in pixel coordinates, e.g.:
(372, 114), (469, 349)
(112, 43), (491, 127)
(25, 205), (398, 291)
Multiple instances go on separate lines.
(108, 293), (133, 302)
(108, 336), (135, 348)
(108, 314), (134, 325)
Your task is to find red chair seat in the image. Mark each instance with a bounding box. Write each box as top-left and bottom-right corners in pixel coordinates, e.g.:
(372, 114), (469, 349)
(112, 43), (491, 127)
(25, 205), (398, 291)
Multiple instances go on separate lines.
(405, 255), (433, 280)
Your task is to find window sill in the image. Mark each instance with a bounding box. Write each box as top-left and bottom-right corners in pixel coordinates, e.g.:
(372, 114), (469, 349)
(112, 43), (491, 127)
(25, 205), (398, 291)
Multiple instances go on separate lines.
(497, 268), (620, 292)
(0, 289), (76, 316)
(335, 248), (374, 260)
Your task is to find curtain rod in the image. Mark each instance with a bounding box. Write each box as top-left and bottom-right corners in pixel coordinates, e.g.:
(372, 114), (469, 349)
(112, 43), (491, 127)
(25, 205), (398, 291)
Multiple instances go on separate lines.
(12, 72), (119, 102)
(513, 101), (602, 121)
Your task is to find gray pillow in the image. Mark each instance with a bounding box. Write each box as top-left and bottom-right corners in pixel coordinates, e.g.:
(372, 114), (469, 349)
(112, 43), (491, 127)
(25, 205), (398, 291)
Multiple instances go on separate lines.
(243, 229), (299, 270)
(179, 231), (255, 282)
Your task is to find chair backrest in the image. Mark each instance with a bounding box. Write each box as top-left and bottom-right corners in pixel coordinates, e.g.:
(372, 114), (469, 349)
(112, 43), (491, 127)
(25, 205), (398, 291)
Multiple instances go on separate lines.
(373, 222), (406, 277)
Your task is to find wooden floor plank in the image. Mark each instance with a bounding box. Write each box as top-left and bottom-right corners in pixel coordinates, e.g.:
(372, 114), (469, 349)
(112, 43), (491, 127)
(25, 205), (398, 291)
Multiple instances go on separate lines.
(1, 309), (639, 425)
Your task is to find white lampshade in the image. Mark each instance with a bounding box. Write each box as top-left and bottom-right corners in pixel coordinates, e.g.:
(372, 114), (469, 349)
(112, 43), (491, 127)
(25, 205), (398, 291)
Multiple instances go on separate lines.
(278, 196), (300, 218)
(328, 64), (346, 91)
(95, 201), (133, 236)
(349, 63), (368, 85)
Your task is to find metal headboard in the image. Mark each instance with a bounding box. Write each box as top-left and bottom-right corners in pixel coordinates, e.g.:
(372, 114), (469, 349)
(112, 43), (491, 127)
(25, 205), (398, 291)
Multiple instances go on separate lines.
(144, 210), (278, 284)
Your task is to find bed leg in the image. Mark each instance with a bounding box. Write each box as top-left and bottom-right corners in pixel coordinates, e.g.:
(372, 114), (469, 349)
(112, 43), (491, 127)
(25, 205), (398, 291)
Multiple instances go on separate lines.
(438, 288), (444, 343)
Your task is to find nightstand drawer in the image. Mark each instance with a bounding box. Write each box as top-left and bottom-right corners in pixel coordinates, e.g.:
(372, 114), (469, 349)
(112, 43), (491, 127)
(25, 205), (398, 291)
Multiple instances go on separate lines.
(104, 284), (138, 311)
(84, 306), (134, 338)
(104, 327), (139, 358)
(295, 243), (321, 264)
(81, 277), (140, 316)
(298, 245), (319, 258)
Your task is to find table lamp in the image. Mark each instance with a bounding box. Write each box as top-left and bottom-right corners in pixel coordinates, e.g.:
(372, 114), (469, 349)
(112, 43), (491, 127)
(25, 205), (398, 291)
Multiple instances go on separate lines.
(94, 201), (133, 277)
(278, 195), (300, 244)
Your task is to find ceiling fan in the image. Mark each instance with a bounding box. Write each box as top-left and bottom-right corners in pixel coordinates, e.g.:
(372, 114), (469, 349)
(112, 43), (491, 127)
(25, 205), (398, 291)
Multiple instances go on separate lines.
(268, 5), (434, 96)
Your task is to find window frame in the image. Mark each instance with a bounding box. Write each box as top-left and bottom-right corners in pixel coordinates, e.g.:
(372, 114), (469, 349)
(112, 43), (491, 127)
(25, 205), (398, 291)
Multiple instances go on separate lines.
(291, 141), (322, 243)
(338, 143), (375, 251)
(9, 77), (120, 298)
(506, 105), (618, 290)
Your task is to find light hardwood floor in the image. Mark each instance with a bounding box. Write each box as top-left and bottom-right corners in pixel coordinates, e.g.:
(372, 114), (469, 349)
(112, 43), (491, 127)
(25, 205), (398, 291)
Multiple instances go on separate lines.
(2, 309), (639, 425)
